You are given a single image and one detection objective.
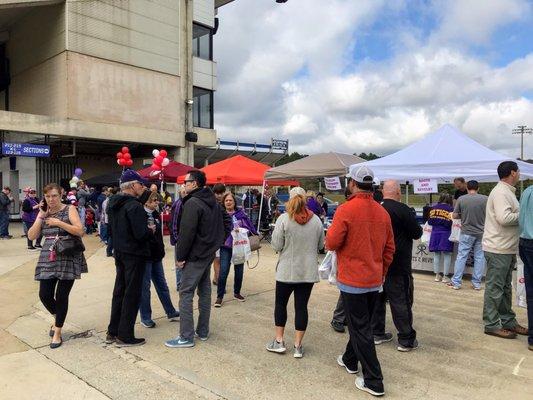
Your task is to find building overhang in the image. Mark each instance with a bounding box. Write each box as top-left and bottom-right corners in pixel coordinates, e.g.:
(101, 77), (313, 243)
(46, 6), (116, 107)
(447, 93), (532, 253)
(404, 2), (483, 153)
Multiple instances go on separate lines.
(215, 0), (235, 8)
(0, 0), (63, 32)
(0, 110), (186, 147)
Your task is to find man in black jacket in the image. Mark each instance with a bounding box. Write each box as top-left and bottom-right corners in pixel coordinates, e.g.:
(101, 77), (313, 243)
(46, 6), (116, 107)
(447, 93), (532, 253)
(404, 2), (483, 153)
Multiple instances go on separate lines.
(165, 170), (231, 348)
(372, 180), (422, 352)
(106, 169), (150, 347)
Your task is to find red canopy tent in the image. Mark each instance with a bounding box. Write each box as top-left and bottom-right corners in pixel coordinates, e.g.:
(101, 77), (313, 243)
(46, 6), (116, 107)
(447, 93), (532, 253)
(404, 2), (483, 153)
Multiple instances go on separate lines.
(138, 161), (195, 182)
(176, 155), (298, 186)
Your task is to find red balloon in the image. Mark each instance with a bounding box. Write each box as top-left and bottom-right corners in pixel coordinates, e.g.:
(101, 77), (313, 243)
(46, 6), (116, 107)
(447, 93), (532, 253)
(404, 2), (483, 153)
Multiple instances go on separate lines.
(123, 153), (131, 160)
(155, 155), (164, 165)
(116, 152), (123, 159)
(159, 149), (168, 158)
(116, 159), (122, 166)
(121, 146), (129, 154)
(152, 158), (158, 166)
(119, 158), (126, 166)
(126, 159), (133, 166)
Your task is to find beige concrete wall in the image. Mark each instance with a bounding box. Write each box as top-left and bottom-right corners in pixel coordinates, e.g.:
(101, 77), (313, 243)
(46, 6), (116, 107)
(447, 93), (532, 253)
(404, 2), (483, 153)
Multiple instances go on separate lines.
(9, 52), (67, 117)
(66, 52), (181, 133)
(7, 3), (65, 76)
(193, 0), (214, 27)
(66, 0), (180, 76)
(193, 57), (217, 90)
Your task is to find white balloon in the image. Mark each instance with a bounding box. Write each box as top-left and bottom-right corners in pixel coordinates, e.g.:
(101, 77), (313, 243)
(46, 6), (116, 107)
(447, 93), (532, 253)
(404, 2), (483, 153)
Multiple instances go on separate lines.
(70, 182), (77, 188)
(71, 176), (79, 183)
(162, 157), (170, 167)
(152, 149), (160, 157)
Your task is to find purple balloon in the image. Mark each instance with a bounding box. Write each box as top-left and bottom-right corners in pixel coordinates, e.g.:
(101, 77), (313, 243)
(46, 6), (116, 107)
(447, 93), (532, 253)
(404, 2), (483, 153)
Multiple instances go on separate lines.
(74, 168), (83, 177)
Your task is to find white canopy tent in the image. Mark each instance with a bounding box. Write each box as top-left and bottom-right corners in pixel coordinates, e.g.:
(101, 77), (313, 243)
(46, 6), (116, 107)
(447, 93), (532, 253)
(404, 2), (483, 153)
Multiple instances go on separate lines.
(356, 124), (533, 183)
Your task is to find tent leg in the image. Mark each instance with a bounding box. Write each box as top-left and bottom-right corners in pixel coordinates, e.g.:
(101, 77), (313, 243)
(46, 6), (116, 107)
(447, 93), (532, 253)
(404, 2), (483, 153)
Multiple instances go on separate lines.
(257, 180), (266, 232)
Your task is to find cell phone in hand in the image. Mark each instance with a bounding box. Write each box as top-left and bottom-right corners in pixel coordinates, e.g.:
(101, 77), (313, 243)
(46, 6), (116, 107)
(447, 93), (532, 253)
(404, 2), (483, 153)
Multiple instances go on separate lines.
(41, 198), (48, 212)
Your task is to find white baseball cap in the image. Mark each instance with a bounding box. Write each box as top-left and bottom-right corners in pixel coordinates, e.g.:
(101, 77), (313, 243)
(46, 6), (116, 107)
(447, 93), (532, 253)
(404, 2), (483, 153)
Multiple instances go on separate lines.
(289, 187), (306, 199)
(346, 165), (375, 184)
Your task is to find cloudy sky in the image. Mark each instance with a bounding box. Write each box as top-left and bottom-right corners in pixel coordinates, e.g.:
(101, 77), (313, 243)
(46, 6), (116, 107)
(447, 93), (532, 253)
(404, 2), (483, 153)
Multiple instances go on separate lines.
(214, 0), (533, 159)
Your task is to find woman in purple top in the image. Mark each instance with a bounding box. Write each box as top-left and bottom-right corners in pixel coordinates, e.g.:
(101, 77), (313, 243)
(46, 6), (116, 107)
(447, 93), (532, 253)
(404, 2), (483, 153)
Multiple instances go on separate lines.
(305, 191), (324, 218)
(21, 188), (43, 250)
(215, 192), (257, 308)
(428, 193), (454, 282)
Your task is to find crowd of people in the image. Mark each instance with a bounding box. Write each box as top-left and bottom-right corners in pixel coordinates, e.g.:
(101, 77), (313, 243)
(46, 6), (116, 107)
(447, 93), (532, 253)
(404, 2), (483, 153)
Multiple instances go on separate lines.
(20, 159), (533, 397)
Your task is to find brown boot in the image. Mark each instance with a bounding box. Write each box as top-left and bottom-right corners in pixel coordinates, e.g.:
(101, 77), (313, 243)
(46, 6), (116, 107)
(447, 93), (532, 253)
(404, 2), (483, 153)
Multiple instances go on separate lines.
(484, 329), (517, 339)
(508, 324), (528, 336)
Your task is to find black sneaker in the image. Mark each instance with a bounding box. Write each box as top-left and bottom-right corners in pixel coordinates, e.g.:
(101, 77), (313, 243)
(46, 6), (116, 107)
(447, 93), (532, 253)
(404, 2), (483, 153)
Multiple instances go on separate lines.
(27, 246), (37, 251)
(234, 293), (245, 302)
(34, 244), (43, 249)
(331, 320), (346, 333)
(374, 332), (393, 345)
(115, 338), (146, 347)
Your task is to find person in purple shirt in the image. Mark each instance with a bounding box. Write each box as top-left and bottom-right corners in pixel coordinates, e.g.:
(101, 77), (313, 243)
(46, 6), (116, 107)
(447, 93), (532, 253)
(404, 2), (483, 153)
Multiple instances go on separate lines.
(306, 191), (324, 218)
(428, 193), (454, 283)
(215, 192), (257, 308)
(21, 188), (43, 250)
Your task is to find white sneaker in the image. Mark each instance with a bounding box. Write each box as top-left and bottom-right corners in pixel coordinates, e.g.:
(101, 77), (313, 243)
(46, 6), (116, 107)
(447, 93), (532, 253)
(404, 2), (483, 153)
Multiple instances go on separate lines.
(355, 377), (384, 397)
(336, 355), (358, 374)
(434, 274), (442, 282)
(442, 277), (451, 283)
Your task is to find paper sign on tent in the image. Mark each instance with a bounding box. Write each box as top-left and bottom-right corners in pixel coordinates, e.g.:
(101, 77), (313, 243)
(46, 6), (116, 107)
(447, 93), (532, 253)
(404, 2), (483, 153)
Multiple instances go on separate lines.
(413, 178), (438, 194)
(324, 177), (342, 191)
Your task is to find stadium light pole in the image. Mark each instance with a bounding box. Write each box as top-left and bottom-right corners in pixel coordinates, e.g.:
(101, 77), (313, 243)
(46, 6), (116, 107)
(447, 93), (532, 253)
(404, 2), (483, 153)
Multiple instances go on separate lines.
(512, 125), (532, 193)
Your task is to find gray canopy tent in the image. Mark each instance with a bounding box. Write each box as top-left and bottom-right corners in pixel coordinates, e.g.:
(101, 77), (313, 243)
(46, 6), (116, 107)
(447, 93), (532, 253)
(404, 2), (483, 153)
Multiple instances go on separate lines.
(264, 152), (366, 180)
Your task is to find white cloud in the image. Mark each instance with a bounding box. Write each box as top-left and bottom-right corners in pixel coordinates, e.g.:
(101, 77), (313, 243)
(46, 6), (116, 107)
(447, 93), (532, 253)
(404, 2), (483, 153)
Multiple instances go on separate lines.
(432, 0), (531, 45)
(214, 0), (533, 161)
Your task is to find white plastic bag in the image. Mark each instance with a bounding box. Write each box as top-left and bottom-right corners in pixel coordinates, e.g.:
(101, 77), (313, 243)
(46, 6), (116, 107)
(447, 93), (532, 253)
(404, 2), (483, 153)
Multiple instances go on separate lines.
(231, 228), (251, 265)
(516, 257), (527, 308)
(448, 219), (462, 243)
(318, 251), (334, 280)
(328, 251), (338, 285)
(420, 222), (432, 245)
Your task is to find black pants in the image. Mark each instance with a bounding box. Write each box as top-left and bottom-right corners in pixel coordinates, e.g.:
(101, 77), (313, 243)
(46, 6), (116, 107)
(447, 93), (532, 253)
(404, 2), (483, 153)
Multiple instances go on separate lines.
(108, 251), (146, 341)
(39, 278), (75, 328)
(372, 274), (416, 347)
(274, 281), (314, 331)
(342, 291), (384, 393)
(332, 293), (346, 325)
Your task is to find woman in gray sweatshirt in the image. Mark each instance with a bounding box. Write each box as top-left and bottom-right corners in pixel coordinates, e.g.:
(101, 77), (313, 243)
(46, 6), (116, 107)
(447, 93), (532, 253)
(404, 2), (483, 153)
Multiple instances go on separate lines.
(266, 187), (324, 358)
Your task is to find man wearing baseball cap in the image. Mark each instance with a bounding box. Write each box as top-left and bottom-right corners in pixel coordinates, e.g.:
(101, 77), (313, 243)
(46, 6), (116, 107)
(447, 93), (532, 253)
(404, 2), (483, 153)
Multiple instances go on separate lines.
(326, 165), (395, 397)
(106, 169), (151, 347)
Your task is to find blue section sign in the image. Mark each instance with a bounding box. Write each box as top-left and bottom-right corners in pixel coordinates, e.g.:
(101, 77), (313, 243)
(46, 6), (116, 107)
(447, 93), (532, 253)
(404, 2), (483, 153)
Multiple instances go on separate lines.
(2, 142), (51, 157)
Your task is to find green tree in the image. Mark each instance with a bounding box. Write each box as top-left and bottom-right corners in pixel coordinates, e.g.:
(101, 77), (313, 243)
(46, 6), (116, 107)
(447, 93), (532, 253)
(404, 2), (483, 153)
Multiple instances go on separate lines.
(357, 152), (381, 160)
(276, 152), (307, 166)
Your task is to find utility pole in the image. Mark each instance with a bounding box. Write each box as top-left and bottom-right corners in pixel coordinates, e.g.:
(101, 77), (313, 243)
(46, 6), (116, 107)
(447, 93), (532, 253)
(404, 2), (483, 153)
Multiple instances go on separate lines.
(512, 125), (532, 193)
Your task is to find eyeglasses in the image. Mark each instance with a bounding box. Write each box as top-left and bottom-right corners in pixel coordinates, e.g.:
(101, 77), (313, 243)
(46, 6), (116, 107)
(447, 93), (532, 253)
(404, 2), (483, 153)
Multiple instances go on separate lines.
(184, 179), (195, 184)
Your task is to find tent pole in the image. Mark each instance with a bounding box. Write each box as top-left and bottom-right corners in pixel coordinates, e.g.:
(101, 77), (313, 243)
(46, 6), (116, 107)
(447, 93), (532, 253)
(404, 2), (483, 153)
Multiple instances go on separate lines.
(405, 181), (409, 205)
(257, 180), (266, 232)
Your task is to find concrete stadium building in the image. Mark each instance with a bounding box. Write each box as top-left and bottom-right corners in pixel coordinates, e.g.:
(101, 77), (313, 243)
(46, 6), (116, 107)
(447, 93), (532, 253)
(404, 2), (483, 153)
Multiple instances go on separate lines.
(0, 0), (235, 213)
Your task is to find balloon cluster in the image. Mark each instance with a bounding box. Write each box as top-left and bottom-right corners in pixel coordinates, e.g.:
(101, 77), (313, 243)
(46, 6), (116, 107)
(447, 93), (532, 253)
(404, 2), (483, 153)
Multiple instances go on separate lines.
(151, 149), (170, 169)
(116, 147), (133, 167)
(69, 167), (83, 188)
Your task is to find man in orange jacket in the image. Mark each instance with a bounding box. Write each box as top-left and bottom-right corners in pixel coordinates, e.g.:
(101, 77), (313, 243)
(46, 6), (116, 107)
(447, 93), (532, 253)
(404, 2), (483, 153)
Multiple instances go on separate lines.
(326, 165), (395, 397)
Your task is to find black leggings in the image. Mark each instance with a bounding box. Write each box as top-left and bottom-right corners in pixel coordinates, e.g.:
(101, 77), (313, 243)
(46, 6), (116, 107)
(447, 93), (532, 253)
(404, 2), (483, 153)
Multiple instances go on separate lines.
(274, 281), (314, 331)
(39, 278), (75, 328)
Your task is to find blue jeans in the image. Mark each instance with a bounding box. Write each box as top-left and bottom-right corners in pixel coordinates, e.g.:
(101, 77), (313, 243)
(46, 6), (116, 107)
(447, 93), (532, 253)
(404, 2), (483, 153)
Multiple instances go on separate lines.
(519, 238), (533, 345)
(433, 252), (452, 275)
(139, 260), (178, 324)
(0, 210), (9, 236)
(100, 223), (108, 243)
(217, 246), (244, 299)
(451, 233), (485, 288)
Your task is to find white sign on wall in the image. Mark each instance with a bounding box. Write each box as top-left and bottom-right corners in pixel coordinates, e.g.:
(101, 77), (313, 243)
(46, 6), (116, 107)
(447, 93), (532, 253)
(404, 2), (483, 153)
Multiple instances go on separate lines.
(324, 177), (342, 191)
(413, 178), (438, 194)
